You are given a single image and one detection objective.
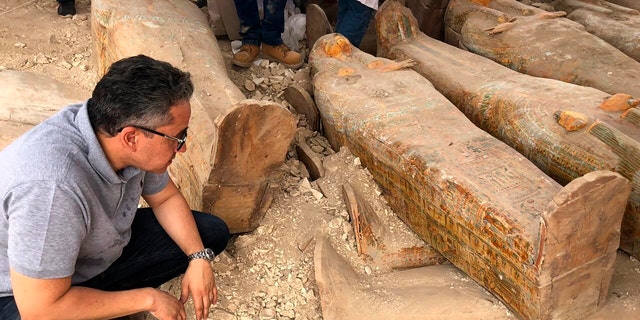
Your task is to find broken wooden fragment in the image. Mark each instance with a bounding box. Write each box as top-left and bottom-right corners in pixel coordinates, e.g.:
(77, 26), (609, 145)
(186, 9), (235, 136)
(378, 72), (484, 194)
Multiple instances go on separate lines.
(92, 0), (296, 233)
(314, 235), (514, 320)
(444, 0), (640, 97)
(376, 0), (640, 259)
(296, 138), (325, 180)
(311, 33), (631, 320)
(553, 0), (640, 62)
(342, 182), (446, 269)
(285, 85), (320, 131)
(0, 70), (85, 150)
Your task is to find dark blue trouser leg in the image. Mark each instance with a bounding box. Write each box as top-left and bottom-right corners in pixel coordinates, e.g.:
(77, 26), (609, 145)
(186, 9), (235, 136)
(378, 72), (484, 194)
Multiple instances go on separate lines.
(335, 0), (375, 47)
(261, 0), (287, 45)
(233, 0), (263, 45)
(0, 208), (229, 318)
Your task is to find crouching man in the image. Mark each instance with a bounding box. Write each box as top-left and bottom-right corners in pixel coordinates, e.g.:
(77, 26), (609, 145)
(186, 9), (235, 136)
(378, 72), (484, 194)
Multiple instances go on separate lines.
(0, 55), (230, 320)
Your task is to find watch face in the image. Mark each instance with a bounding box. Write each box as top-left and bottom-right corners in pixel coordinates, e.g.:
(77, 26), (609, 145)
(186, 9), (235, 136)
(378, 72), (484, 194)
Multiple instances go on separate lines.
(205, 248), (215, 260)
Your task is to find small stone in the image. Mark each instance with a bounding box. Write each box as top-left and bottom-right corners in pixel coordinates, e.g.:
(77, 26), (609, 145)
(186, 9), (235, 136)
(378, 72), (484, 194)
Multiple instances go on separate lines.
(49, 35), (59, 44)
(14, 42), (26, 48)
(353, 157), (361, 166)
(59, 61), (72, 69)
(364, 265), (372, 275)
(72, 14), (88, 21)
(252, 91), (263, 100)
(259, 308), (276, 319)
(245, 79), (256, 91)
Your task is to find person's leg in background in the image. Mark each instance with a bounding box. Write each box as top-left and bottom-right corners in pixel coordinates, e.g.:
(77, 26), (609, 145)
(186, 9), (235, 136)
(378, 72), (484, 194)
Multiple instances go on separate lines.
(335, 0), (375, 47)
(260, 0), (304, 68)
(56, 0), (76, 16)
(232, 0), (263, 67)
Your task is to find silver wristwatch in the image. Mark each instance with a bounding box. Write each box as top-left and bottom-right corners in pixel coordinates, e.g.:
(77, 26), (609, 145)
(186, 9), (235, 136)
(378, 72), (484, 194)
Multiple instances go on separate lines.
(188, 248), (216, 261)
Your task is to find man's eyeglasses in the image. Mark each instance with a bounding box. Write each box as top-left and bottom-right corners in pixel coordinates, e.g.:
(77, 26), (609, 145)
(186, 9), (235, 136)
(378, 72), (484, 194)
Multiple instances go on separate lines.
(133, 126), (188, 151)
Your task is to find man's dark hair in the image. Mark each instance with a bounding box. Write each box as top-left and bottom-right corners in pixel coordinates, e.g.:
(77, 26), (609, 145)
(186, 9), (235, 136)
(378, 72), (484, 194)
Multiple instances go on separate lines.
(87, 54), (194, 136)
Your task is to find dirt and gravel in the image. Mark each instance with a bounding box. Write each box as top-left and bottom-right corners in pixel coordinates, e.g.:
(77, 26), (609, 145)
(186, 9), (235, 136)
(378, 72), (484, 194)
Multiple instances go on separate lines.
(1, 0), (640, 319)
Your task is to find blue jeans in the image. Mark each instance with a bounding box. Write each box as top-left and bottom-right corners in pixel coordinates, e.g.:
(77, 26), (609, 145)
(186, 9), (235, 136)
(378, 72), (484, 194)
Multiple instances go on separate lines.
(0, 208), (230, 319)
(335, 0), (375, 47)
(233, 0), (287, 46)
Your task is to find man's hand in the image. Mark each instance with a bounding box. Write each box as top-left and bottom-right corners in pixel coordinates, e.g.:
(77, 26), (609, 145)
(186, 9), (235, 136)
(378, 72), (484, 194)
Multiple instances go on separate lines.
(148, 288), (187, 320)
(180, 259), (217, 320)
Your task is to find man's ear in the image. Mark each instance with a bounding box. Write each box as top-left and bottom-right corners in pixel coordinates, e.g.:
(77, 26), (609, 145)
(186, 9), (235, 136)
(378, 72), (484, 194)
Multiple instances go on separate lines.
(119, 127), (138, 151)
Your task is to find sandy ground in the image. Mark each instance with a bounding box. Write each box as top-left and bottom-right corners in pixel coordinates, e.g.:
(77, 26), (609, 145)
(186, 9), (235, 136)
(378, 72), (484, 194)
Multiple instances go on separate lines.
(1, 0), (640, 319)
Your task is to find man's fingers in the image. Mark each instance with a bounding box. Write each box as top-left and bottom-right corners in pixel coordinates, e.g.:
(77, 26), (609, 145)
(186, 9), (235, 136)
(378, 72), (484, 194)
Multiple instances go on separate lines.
(211, 285), (218, 304)
(180, 282), (190, 304)
(193, 295), (205, 320)
(202, 295), (211, 319)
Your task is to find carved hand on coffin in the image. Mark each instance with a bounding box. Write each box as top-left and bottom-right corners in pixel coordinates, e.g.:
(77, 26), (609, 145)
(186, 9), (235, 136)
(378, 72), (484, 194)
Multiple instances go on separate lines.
(366, 59), (417, 73)
(485, 17), (517, 35)
(536, 11), (567, 19)
(554, 110), (591, 131)
(599, 93), (640, 112)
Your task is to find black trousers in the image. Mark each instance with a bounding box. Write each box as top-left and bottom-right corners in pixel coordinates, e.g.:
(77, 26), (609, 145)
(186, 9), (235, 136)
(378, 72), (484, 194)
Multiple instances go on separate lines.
(0, 208), (230, 319)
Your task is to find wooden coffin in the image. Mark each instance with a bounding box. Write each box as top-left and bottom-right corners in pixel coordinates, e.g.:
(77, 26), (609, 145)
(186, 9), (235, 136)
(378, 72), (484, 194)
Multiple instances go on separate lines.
(553, 0), (640, 62)
(376, 1), (640, 258)
(92, 0), (296, 233)
(309, 33), (630, 320)
(443, 0), (640, 98)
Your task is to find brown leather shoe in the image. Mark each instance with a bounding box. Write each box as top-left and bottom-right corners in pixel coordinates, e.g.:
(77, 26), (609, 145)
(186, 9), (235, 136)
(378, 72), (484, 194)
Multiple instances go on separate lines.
(261, 43), (304, 69)
(232, 44), (260, 68)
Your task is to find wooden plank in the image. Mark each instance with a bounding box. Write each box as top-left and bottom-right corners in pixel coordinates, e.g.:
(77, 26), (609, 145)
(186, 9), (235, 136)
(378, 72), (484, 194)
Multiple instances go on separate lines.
(443, 0), (640, 98)
(91, 0), (296, 233)
(314, 235), (512, 320)
(342, 182), (446, 269)
(553, 0), (640, 62)
(376, 0), (640, 259)
(310, 33), (630, 320)
(0, 70), (85, 150)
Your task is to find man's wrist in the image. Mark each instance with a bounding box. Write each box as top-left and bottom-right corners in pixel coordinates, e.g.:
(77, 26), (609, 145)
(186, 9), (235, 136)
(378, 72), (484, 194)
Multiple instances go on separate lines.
(187, 248), (215, 261)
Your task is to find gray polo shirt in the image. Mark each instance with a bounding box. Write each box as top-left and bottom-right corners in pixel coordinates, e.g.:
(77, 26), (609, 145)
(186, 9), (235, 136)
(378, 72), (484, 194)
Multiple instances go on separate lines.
(0, 101), (169, 296)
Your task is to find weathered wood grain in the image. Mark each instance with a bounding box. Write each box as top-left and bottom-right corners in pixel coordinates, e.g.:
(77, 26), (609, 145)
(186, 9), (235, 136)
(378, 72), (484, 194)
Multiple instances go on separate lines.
(553, 0), (640, 62)
(310, 33), (630, 320)
(606, 0), (640, 10)
(443, 0), (640, 97)
(376, 1), (640, 259)
(92, 0), (296, 233)
(0, 70), (85, 150)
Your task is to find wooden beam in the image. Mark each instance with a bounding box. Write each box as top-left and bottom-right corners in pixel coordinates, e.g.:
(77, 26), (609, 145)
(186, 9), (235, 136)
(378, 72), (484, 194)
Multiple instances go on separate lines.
(91, 0), (296, 233)
(310, 33), (630, 320)
(0, 70), (85, 150)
